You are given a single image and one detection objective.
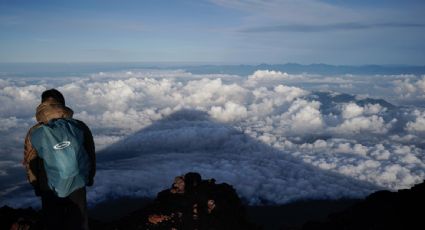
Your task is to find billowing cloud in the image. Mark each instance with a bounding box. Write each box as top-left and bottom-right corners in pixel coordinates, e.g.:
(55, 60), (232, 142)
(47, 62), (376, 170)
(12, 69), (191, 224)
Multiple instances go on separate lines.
(333, 115), (391, 134)
(284, 99), (323, 133)
(0, 117), (18, 131)
(1, 69), (425, 208)
(406, 109), (425, 133)
(248, 70), (290, 81)
(341, 102), (364, 119)
(339, 102), (386, 120)
(393, 75), (425, 100)
(0, 84), (46, 117)
(210, 102), (248, 122)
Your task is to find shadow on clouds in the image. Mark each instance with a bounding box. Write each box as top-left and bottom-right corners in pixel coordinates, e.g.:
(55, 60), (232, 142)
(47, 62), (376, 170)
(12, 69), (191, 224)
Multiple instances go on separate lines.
(95, 108), (380, 205)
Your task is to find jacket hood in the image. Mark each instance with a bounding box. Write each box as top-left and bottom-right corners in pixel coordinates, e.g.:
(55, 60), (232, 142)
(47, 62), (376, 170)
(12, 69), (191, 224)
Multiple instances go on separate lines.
(35, 98), (74, 123)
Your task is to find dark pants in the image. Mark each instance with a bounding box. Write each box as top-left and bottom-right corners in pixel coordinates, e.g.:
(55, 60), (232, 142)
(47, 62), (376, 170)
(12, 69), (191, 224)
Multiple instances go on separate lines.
(41, 187), (89, 230)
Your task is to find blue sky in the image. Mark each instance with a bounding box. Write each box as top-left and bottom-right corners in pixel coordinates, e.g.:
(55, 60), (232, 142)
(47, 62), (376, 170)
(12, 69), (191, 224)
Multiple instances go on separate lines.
(0, 0), (424, 65)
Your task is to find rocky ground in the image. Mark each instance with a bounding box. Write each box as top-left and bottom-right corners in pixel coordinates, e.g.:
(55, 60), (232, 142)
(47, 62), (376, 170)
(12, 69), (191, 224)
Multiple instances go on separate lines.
(1, 173), (424, 230)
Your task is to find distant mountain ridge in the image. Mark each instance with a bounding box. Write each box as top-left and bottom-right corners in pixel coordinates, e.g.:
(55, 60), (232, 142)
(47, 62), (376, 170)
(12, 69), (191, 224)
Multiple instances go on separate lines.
(182, 63), (425, 75)
(1, 62), (425, 77)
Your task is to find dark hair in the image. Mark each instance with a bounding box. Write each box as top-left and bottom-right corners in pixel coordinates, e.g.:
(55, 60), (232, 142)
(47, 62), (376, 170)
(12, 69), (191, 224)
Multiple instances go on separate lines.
(184, 172), (202, 193)
(41, 89), (65, 105)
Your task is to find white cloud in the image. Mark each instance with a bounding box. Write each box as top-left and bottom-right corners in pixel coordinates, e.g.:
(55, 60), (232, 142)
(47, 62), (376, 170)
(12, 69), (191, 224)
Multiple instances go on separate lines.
(93, 135), (123, 150)
(416, 76), (425, 92)
(210, 101), (248, 122)
(0, 117), (18, 131)
(274, 84), (307, 102)
(0, 79), (10, 88)
(1, 69), (425, 208)
(248, 70), (290, 81)
(284, 99), (323, 133)
(334, 115), (390, 134)
(369, 144), (391, 160)
(341, 102), (385, 119)
(182, 78), (249, 106)
(364, 103), (386, 115)
(394, 78), (417, 98)
(247, 85), (308, 118)
(0, 84), (46, 117)
(406, 109), (425, 133)
(341, 102), (364, 119)
(393, 76), (425, 100)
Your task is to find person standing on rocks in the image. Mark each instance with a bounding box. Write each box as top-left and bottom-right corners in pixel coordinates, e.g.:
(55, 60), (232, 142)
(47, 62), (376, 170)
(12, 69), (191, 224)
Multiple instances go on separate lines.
(22, 89), (96, 230)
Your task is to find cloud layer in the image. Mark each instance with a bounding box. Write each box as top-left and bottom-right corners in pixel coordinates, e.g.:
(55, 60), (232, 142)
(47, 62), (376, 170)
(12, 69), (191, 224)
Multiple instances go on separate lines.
(1, 69), (425, 207)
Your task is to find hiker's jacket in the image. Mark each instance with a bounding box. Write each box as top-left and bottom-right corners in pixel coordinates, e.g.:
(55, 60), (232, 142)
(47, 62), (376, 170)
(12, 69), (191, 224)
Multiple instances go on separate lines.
(23, 98), (96, 195)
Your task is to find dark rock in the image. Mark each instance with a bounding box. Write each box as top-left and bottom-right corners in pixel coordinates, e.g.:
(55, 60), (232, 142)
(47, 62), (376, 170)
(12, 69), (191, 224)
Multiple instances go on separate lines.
(4, 177), (423, 229)
(302, 180), (425, 230)
(109, 172), (259, 230)
(0, 206), (42, 230)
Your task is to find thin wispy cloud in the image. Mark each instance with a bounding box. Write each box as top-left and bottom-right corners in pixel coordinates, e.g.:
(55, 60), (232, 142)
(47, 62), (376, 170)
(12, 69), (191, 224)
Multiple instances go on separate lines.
(1, 0), (424, 64)
(241, 22), (425, 33)
(209, 0), (353, 22)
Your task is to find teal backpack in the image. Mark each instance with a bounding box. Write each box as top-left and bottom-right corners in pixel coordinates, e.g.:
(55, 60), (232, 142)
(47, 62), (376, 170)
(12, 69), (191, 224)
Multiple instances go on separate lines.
(31, 118), (90, 197)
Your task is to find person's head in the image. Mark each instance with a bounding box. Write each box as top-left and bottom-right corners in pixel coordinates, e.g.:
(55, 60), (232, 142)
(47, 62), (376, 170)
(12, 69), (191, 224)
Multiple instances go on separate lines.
(41, 89), (65, 105)
(171, 176), (185, 194)
(184, 172), (202, 193)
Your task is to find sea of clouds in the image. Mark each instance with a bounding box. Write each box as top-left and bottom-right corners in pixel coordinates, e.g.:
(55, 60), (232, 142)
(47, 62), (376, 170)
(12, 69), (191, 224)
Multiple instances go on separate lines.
(1, 69), (425, 207)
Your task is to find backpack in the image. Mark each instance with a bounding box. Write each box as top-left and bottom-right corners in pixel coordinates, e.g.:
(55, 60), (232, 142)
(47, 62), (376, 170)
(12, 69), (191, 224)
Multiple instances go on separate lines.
(31, 118), (90, 197)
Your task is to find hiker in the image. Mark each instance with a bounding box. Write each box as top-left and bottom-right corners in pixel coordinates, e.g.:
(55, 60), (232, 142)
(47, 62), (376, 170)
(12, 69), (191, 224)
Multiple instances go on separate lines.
(22, 89), (96, 230)
(145, 172), (254, 230)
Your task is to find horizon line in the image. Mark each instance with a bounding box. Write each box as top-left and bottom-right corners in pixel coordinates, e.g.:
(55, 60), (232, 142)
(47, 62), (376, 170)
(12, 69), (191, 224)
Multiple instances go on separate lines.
(1, 62), (425, 68)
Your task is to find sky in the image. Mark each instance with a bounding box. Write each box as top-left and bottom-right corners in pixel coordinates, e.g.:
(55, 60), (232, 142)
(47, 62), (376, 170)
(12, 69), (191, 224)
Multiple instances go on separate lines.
(1, 0), (425, 65)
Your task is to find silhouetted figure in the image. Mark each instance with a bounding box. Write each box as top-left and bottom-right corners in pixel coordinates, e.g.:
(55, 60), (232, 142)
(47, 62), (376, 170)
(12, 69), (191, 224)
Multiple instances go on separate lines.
(144, 172), (256, 230)
(22, 89), (96, 230)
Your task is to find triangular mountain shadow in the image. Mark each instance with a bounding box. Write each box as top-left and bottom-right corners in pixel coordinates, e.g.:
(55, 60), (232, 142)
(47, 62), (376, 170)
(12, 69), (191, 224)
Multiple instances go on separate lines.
(95, 109), (382, 205)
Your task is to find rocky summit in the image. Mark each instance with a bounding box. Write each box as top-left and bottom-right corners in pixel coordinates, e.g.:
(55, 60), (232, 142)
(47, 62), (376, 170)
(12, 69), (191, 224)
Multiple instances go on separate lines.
(1, 172), (257, 230)
(107, 172), (258, 230)
(2, 176), (425, 230)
